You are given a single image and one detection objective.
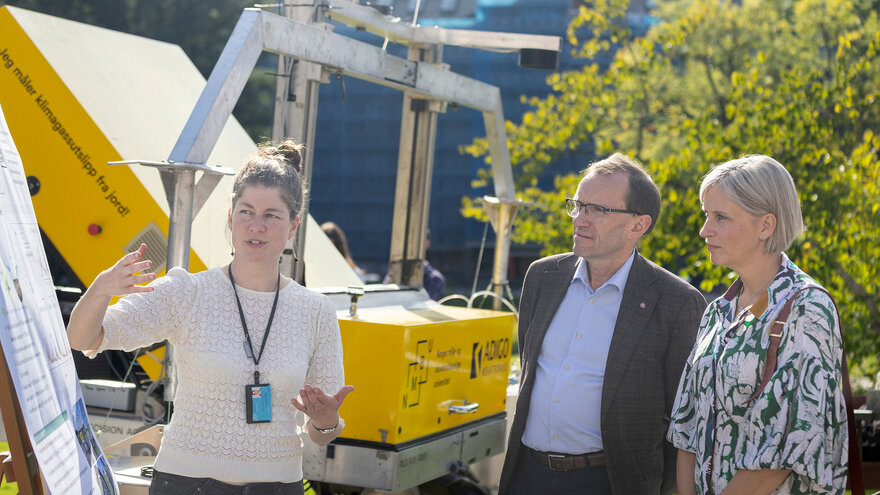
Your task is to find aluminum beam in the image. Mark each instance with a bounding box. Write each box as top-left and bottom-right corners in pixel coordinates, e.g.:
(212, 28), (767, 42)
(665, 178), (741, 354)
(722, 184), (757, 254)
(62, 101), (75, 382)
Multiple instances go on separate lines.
(171, 8), (516, 205)
(323, 0), (561, 52)
(258, 12), (505, 112)
(261, 9), (516, 201)
(388, 45), (443, 287)
(168, 6), (523, 293)
(272, 5), (326, 284)
(169, 10), (264, 165)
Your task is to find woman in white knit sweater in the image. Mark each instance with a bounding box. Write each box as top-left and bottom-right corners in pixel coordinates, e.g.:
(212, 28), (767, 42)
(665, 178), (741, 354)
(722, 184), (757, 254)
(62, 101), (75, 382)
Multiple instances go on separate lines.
(67, 140), (353, 494)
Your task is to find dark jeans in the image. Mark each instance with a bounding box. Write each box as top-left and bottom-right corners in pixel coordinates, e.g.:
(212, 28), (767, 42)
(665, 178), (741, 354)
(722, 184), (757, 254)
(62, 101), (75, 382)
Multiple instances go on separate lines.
(509, 449), (611, 495)
(149, 470), (305, 495)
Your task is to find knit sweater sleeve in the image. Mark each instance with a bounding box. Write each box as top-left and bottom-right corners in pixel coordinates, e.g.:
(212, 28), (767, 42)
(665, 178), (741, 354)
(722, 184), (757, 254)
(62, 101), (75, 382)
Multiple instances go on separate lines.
(304, 296), (344, 394)
(86, 267), (195, 356)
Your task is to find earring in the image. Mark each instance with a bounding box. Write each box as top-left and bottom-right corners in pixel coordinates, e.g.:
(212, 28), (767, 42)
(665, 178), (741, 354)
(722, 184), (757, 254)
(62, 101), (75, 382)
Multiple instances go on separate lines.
(231, 249), (235, 256)
(760, 235), (767, 240)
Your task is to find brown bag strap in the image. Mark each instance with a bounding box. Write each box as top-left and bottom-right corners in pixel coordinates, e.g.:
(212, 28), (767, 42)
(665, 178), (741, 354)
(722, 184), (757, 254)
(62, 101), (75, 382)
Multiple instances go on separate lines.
(746, 286), (863, 494)
(745, 290), (801, 404)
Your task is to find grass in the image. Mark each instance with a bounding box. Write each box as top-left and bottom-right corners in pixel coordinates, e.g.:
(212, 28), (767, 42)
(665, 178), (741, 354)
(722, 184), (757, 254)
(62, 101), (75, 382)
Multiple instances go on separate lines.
(0, 442), (16, 494)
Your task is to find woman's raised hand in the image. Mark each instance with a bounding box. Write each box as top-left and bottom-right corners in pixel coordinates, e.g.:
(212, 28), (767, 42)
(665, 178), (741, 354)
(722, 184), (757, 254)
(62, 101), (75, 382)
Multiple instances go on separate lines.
(91, 243), (156, 298)
(68, 244), (155, 351)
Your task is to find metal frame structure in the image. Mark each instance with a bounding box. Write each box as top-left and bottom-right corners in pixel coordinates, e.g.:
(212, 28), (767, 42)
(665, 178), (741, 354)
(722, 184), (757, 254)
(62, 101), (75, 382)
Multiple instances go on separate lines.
(166, 3), (558, 295)
(144, 2), (559, 489)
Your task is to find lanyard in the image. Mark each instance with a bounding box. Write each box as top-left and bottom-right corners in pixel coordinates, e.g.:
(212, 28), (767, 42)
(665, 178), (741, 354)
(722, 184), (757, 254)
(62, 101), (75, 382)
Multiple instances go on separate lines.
(228, 265), (281, 384)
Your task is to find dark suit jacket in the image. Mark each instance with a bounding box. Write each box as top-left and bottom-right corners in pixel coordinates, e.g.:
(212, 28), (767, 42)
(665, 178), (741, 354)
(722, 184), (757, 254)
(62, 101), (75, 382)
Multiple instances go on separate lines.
(499, 252), (706, 494)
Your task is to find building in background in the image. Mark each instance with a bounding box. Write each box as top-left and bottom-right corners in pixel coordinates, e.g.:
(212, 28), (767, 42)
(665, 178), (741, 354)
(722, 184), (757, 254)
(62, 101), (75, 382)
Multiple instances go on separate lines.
(308, 0), (653, 293)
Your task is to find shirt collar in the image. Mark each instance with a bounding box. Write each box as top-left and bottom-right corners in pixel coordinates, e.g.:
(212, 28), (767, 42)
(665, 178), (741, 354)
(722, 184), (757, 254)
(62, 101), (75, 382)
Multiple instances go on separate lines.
(716, 252), (797, 319)
(767, 252), (800, 307)
(572, 249), (636, 294)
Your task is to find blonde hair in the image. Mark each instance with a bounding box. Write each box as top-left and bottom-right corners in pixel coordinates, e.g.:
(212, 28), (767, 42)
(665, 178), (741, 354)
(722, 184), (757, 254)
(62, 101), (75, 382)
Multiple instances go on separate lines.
(700, 155), (804, 253)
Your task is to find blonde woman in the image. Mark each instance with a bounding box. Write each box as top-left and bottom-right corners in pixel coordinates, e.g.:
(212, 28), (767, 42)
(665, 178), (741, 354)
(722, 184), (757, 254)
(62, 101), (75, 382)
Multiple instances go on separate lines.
(668, 155), (847, 494)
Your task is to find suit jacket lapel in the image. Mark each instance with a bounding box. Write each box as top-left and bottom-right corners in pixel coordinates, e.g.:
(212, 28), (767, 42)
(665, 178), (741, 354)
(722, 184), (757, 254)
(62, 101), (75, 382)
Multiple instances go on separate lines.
(525, 254), (579, 369)
(601, 253), (660, 418)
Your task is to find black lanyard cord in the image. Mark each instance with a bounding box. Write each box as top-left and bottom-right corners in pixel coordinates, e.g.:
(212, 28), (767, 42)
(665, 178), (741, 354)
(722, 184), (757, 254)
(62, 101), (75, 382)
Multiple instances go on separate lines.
(228, 265), (281, 384)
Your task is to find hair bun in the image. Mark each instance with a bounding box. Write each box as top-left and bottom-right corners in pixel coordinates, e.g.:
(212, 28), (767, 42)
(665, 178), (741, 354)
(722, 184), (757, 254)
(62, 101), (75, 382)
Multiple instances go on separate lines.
(259, 139), (304, 173)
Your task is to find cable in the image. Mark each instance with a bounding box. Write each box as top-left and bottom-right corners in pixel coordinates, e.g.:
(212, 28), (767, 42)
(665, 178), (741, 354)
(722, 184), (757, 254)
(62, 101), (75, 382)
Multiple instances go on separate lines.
(411, 0), (422, 26)
(95, 347), (167, 426)
(103, 352), (125, 382)
(469, 290), (518, 315)
(438, 294), (469, 306)
(471, 221), (489, 298)
(505, 282), (516, 308)
(336, 73), (347, 101)
(97, 349), (142, 433)
(139, 377), (166, 426)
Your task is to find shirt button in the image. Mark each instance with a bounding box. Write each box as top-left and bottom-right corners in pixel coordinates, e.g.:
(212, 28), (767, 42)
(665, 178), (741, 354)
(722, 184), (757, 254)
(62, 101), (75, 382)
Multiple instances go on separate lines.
(590, 297), (596, 303)
(553, 434), (558, 439)
(576, 333), (582, 338)
(564, 364), (570, 370)
(553, 398), (559, 403)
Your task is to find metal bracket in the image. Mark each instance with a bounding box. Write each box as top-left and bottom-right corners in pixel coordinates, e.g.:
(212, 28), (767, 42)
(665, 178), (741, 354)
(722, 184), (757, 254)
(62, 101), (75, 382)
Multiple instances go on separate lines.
(108, 160), (234, 222)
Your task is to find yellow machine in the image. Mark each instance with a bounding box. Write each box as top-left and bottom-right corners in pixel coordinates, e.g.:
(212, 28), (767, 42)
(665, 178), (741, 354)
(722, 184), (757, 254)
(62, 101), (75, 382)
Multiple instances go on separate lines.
(0, 7), (206, 280)
(0, 3), (559, 493)
(339, 305), (513, 445)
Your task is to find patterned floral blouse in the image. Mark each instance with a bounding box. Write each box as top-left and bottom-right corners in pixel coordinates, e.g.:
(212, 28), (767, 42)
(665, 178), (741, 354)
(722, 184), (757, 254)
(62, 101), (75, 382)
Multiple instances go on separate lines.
(668, 254), (848, 494)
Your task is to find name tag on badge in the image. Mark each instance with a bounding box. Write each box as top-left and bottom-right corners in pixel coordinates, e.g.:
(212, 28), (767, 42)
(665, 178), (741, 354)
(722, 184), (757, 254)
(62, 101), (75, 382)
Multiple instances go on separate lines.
(246, 383), (272, 423)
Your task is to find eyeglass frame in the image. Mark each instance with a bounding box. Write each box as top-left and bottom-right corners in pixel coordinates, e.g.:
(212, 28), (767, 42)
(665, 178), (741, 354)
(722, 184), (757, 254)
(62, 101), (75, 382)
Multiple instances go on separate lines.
(565, 198), (642, 218)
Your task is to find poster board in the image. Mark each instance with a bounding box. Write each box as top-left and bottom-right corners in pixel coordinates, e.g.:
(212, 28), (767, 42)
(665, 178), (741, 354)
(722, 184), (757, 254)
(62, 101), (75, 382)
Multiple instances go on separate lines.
(0, 103), (117, 494)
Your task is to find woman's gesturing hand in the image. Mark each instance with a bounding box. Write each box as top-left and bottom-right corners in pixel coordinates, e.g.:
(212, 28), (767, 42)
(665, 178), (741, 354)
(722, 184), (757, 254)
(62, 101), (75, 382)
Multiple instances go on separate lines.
(291, 384), (354, 430)
(91, 243), (156, 298)
(68, 244), (155, 351)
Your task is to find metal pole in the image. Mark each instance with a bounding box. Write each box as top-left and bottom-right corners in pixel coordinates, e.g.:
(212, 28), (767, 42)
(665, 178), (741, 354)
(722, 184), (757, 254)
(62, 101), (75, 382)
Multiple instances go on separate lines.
(274, 2), (324, 285)
(161, 168), (195, 401)
(165, 170), (196, 270)
(387, 45), (443, 288)
(484, 198), (518, 310)
(289, 76), (320, 285)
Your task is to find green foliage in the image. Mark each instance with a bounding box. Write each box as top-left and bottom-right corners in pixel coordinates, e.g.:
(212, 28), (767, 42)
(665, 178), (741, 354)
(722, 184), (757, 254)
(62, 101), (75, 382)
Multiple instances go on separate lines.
(464, 0), (880, 360)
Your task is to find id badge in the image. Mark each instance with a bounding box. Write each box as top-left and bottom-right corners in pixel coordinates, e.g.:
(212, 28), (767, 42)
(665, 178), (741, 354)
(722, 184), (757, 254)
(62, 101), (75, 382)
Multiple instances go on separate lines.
(246, 383), (272, 423)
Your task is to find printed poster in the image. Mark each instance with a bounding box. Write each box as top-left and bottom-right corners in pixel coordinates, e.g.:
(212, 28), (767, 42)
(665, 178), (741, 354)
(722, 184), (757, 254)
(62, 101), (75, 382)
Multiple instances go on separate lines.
(0, 103), (117, 494)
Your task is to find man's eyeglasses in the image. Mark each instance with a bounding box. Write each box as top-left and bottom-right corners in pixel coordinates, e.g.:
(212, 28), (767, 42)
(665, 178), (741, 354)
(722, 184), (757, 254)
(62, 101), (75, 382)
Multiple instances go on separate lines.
(565, 198), (642, 218)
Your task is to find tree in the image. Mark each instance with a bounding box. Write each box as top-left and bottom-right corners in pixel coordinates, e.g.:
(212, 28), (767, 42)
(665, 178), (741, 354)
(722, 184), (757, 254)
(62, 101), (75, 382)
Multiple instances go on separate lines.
(463, 0), (880, 361)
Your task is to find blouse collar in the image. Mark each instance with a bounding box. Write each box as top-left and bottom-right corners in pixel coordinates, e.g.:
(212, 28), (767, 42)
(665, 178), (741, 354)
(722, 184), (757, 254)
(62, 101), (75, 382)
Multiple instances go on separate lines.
(714, 252), (801, 321)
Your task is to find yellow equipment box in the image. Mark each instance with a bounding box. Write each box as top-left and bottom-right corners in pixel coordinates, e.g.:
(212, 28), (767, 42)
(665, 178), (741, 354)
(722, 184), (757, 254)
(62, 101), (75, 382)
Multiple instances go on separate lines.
(337, 304), (514, 445)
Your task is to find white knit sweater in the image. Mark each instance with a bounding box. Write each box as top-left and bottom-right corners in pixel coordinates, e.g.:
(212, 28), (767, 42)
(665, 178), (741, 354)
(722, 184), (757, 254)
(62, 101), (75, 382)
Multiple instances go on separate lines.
(88, 267), (344, 483)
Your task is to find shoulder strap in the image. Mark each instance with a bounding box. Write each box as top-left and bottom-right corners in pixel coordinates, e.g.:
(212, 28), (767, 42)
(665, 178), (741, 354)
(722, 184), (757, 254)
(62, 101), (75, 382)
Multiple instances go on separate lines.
(746, 286), (863, 494)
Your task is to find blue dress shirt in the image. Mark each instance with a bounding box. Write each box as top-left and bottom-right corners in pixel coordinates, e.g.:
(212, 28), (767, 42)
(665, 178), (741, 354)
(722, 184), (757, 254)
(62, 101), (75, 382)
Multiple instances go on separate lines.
(521, 251), (635, 454)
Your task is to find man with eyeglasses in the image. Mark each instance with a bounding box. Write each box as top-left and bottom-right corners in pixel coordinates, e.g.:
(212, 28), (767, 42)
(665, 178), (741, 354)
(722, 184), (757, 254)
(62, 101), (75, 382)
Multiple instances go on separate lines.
(499, 153), (706, 495)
